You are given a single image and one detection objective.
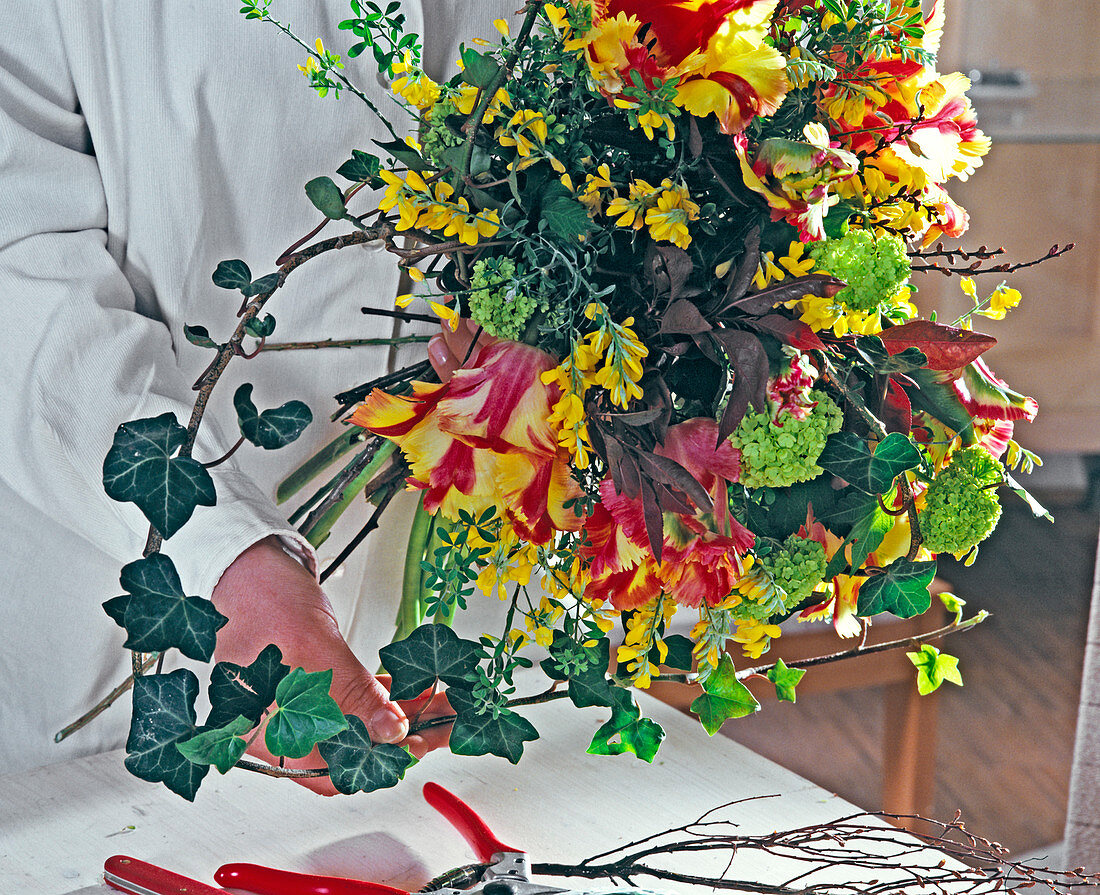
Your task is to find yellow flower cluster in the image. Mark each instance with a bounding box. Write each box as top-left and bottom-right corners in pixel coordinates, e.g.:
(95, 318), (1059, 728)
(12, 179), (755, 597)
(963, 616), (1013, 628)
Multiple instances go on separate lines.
(390, 51), (440, 110)
(961, 277), (1022, 322)
(731, 618), (782, 660)
(542, 303), (648, 466)
(616, 594), (677, 688)
(754, 240), (913, 338)
(606, 178), (699, 249)
(378, 169), (501, 245)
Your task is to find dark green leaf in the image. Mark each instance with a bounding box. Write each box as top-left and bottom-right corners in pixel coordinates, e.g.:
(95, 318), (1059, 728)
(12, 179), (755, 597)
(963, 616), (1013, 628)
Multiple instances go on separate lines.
(379, 623), (481, 701)
(233, 383), (313, 450)
(857, 560), (937, 618)
(125, 670), (209, 800)
(844, 499), (892, 575)
(177, 715), (252, 774)
(460, 48), (501, 89)
(265, 668), (349, 759)
(243, 313), (277, 337)
(337, 149), (383, 184)
(567, 640), (615, 708)
(541, 184), (592, 242)
(318, 715), (414, 793)
(689, 655), (759, 734)
(767, 658), (805, 703)
(906, 367), (975, 438)
(447, 688), (539, 763)
(305, 176), (347, 220)
(587, 687), (665, 761)
(184, 324), (218, 350)
(243, 274), (280, 298)
(212, 259), (252, 292)
(661, 634), (695, 671)
(102, 413), (216, 539)
(206, 643), (289, 728)
(817, 431), (922, 495)
(103, 553), (227, 662)
(373, 138), (431, 171)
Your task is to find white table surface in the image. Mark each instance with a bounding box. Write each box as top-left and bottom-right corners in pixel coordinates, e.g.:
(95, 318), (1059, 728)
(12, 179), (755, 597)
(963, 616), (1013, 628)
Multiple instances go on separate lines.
(0, 695), (900, 895)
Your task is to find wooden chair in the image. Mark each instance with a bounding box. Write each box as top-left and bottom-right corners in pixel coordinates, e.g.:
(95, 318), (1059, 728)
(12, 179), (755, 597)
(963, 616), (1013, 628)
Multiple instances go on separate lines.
(647, 582), (951, 821)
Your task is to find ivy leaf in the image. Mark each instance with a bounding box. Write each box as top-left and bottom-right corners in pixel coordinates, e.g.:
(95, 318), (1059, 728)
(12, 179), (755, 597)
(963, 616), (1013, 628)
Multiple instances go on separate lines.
(460, 48), (501, 89)
(184, 324), (218, 349)
(817, 431), (922, 495)
(857, 559), (937, 618)
(767, 658), (805, 703)
(543, 193), (593, 242)
(337, 149), (383, 184)
(567, 640), (615, 709)
(661, 634), (695, 671)
(844, 498), (893, 575)
(689, 655), (760, 734)
(304, 175), (347, 220)
(233, 383), (313, 450)
(125, 670), (209, 800)
(265, 668), (349, 759)
(373, 138), (431, 172)
(587, 688), (665, 761)
(243, 313), (277, 337)
(206, 643), (289, 728)
(103, 413), (217, 539)
(212, 259), (253, 292)
(317, 715), (414, 794)
(447, 688), (539, 763)
(102, 553), (227, 662)
(177, 715), (252, 774)
(906, 644), (963, 695)
(243, 274), (280, 298)
(379, 623), (482, 701)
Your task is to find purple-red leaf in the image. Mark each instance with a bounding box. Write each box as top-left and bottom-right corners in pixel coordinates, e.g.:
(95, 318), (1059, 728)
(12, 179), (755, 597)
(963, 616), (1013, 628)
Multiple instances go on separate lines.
(879, 321), (996, 373)
(726, 274), (846, 316)
(659, 299), (712, 336)
(752, 314), (826, 351)
(710, 331), (769, 443)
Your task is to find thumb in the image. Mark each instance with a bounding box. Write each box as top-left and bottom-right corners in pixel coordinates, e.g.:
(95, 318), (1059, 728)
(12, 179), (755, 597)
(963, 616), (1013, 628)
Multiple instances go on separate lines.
(328, 651), (410, 744)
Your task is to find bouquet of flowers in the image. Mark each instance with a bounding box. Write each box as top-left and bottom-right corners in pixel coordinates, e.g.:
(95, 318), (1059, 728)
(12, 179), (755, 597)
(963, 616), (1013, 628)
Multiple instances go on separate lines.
(88, 0), (1062, 799)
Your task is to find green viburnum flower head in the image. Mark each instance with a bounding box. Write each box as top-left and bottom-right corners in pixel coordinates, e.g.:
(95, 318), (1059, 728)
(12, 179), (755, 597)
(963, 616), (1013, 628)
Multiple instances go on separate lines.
(918, 445), (1004, 555)
(809, 229), (911, 313)
(729, 389), (844, 489)
(757, 534), (828, 610)
(467, 257), (545, 341)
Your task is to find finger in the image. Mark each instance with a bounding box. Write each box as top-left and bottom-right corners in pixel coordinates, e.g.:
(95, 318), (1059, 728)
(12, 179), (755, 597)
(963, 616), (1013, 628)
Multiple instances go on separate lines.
(402, 722), (453, 760)
(329, 656), (410, 745)
(428, 333), (460, 380)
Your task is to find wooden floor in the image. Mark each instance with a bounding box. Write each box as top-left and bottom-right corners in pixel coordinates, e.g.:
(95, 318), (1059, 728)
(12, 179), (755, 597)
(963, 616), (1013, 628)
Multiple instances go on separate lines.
(719, 490), (1099, 856)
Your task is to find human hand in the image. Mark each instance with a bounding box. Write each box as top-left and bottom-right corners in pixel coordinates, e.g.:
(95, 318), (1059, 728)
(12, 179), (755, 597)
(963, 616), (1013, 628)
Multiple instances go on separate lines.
(426, 318), (496, 380)
(211, 536), (452, 794)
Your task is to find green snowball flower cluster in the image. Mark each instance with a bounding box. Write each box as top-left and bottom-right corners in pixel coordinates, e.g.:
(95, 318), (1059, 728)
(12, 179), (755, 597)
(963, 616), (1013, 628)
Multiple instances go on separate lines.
(467, 257), (543, 341)
(758, 535), (828, 610)
(730, 389), (844, 489)
(420, 97), (463, 167)
(919, 446), (1004, 555)
(809, 229), (911, 312)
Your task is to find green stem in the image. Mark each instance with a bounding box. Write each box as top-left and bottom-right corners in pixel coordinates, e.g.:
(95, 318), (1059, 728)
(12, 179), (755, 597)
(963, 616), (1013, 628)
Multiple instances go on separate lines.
(394, 495), (434, 642)
(277, 427), (365, 505)
(300, 441), (398, 547)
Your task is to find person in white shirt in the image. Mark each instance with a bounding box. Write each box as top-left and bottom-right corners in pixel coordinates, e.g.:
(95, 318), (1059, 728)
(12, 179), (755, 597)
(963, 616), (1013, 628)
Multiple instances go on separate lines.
(0, 0), (513, 791)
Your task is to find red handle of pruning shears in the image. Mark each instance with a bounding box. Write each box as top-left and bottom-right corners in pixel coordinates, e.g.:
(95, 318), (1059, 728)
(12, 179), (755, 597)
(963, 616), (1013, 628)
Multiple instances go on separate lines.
(421, 781), (518, 862)
(214, 863), (409, 895)
(104, 855), (229, 895)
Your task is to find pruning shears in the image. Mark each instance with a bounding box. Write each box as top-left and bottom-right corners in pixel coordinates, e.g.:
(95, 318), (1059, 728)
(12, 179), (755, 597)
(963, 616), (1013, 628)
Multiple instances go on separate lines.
(104, 783), (569, 895)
